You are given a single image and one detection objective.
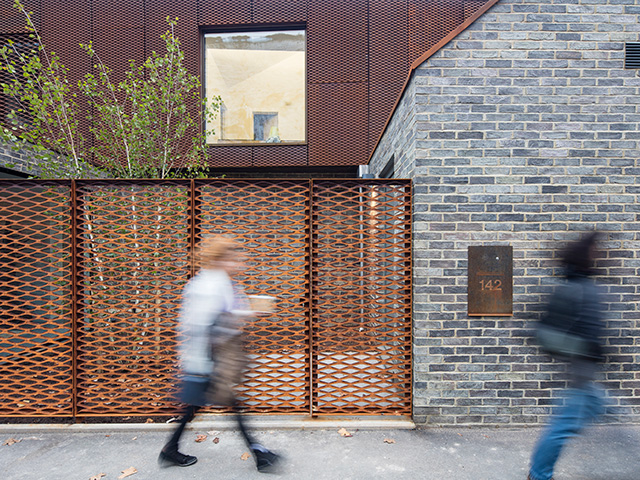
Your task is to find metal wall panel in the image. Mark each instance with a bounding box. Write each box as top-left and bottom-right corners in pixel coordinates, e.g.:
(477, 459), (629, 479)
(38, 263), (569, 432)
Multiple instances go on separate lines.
(311, 180), (412, 414)
(74, 181), (192, 415)
(369, 0), (409, 154)
(205, 145), (253, 168)
(253, 0), (307, 23)
(146, 0), (200, 168)
(308, 83), (368, 166)
(198, 0), (252, 25)
(408, 0), (464, 64)
(196, 180), (311, 413)
(0, 181), (73, 416)
(252, 145), (308, 167)
(307, 0), (368, 85)
(0, 0), (40, 33)
(41, 0), (92, 150)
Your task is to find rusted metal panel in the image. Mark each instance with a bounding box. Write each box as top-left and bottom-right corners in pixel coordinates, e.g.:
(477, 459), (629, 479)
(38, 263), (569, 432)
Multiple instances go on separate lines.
(253, 0), (307, 23)
(408, 0), (464, 64)
(0, 181), (74, 416)
(198, 0), (252, 25)
(0, 179), (412, 417)
(196, 179), (311, 413)
(468, 245), (513, 316)
(311, 180), (412, 414)
(73, 180), (192, 415)
(252, 145), (308, 167)
(307, 0), (368, 84)
(308, 83), (368, 166)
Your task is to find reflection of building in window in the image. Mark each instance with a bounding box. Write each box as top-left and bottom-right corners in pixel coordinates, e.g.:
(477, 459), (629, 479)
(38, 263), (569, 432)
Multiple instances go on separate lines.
(205, 29), (305, 144)
(253, 112), (279, 142)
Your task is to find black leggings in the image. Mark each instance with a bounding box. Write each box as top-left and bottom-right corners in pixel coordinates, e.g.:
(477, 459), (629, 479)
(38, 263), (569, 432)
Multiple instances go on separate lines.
(164, 400), (256, 453)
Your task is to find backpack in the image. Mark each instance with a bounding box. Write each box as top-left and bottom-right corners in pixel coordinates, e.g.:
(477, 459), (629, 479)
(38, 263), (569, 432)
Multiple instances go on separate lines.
(536, 282), (591, 358)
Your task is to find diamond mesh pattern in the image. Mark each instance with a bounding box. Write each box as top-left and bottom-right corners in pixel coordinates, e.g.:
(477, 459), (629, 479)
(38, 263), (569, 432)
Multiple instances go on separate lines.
(409, 0), (464, 64)
(0, 0), (40, 33)
(308, 83), (368, 166)
(308, 0), (367, 84)
(74, 181), (191, 415)
(311, 180), (412, 414)
(196, 180), (311, 413)
(0, 181), (73, 416)
(0, 179), (411, 417)
(253, 0), (307, 23)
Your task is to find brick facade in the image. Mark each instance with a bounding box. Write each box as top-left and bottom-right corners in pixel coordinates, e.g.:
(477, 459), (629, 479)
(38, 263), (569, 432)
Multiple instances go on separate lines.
(371, 0), (640, 426)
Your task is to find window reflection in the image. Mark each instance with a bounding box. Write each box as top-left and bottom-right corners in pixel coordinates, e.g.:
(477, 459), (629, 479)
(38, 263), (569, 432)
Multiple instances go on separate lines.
(205, 30), (306, 144)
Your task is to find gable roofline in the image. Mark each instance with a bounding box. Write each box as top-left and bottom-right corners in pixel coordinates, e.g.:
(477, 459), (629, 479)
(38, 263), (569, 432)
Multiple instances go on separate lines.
(367, 0), (502, 166)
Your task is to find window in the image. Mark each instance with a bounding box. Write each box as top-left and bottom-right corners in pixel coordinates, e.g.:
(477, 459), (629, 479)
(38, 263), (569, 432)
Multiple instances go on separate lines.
(204, 29), (306, 145)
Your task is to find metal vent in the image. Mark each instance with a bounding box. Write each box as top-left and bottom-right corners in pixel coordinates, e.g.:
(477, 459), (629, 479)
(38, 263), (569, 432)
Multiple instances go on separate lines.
(625, 43), (640, 69)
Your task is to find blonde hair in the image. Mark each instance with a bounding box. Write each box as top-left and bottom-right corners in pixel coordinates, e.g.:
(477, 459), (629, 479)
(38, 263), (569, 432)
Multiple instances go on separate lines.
(197, 235), (240, 268)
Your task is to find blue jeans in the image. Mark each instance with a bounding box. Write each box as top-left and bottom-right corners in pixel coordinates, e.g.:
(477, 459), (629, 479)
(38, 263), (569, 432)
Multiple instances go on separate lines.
(529, 384), (603, 480)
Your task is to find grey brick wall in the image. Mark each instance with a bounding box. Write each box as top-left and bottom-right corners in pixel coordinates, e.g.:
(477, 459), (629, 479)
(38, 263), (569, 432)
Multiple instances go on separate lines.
(371, 0), (640, 426)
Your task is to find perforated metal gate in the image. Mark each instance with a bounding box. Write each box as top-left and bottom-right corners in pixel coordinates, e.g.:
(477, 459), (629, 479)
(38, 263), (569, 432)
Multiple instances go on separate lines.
(0, 179), (411, 418)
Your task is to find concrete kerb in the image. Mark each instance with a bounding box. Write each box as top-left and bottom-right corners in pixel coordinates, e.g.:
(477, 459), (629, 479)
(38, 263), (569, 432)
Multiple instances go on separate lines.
(0, 415), (416, 434)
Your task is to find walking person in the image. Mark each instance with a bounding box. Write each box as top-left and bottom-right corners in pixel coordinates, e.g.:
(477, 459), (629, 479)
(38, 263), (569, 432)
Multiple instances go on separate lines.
(528, 232), (605, 480)
(158, 235), (281, 473)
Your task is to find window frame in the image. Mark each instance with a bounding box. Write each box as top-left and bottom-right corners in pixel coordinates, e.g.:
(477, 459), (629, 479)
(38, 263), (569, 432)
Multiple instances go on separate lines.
(200, 24), (307, 147)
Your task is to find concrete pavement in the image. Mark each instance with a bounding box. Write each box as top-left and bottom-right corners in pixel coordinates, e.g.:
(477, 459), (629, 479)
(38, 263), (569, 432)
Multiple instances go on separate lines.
(1, 417), (639, 480)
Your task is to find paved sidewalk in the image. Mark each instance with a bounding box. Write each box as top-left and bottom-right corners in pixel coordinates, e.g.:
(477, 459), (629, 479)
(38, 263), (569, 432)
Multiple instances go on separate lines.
(1, 420), (639, 480)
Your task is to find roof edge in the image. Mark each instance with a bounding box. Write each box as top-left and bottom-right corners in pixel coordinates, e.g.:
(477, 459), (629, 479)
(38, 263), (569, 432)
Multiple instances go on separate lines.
(367, 0), (502, 166)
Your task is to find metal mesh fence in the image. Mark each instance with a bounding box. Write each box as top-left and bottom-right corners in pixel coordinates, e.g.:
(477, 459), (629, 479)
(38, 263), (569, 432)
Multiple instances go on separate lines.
(0, 179), (411, 417)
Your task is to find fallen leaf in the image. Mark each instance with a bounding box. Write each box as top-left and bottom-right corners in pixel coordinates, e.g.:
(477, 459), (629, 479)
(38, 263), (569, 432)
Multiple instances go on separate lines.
(132, 436), (137, 441)
(3, 438), (21, 446)
(195, 434), (207, 443)
(89, 474), (106, 480)
(145, 418), (153, 424)
(338, 428), (352, 437)
(383, 438), (395, 444)
(241, 452), (251, 461)
(118, 467), (137, 479)
(213, 437), (220, 444)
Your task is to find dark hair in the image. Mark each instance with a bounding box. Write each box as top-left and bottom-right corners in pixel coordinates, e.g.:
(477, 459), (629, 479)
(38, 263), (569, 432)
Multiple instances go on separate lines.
(562, 232), (598, 277)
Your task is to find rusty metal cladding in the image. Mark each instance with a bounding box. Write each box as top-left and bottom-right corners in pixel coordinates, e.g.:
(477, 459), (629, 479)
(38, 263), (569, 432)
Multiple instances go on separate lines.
(408, 0), (464, 64)
(196, 180), (311, 413)
(205, 146), (253, 168)
(307, 0), (368, 84)
(369, 0), (408, 83)
(73, 181), (192, 415)
(311, 180), (412, 414)
(198, 0), (252, 25)
(0, 181), (74, 416)
(146, 0), (200, 168)
(41, 0), (93, 149)
(1, 0), (476, 169)
(252, 145), (308, 168)
(0, 0), (40, 33)
(308, 83), (368, 166)
(92, 0), (144, 29)
(464, 0), (486, 19)
(253, 0), (307, 23)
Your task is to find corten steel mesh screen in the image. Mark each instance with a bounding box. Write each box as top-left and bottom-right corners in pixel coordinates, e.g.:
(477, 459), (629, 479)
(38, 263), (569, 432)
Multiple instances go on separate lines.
(0, 181), (73, 416)
(0, 179), (411, 417)
(195, 180), (311, 413)
(311, 180), (412, 414)
(73, 181), (192, 415)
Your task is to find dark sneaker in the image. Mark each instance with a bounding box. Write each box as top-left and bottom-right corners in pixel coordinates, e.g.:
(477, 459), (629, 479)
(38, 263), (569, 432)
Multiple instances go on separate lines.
(251, 445), (282, 473)
(158, 449), (198, 467)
